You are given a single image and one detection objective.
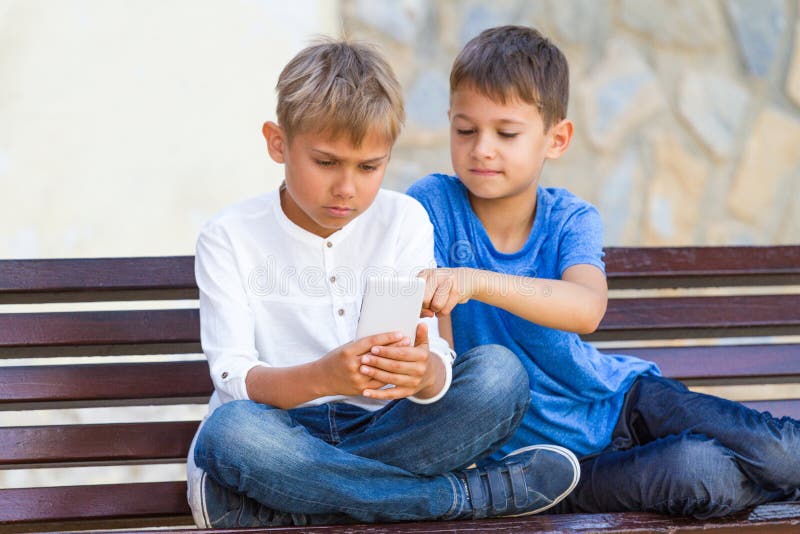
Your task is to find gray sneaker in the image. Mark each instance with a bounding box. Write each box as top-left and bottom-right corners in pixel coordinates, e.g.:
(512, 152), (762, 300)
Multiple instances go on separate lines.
(457, 444), (580, 519)
(200, 471), (354, 528)
(201, 471), (298, 528)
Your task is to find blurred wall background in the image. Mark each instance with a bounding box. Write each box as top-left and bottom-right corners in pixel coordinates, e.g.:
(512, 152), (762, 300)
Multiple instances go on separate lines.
(1, 0), (338, 258)
(2, 0), (799, 260)
(344, 0), (800, 246)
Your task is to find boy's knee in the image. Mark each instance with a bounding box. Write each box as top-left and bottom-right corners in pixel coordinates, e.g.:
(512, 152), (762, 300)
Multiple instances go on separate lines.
(736, 415), (800, 491)
(657, 434), (753, 518)
(456, 344), (530, 410)
(202, 400), (271, 436)
(732, 408), (800, 491)
(195, 400), (282, 466)
(667, 434), (733, 479)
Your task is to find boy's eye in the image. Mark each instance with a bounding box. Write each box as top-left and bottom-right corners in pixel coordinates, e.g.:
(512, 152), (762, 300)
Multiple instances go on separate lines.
(498, 131), (519, 138)
(359, 164), (378, 172)
(315, 160), (335, 167)
(456, 128), (476, 136)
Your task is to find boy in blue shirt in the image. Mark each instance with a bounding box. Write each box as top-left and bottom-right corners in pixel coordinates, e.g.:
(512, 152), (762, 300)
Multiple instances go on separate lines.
(408, 25), (800, 519)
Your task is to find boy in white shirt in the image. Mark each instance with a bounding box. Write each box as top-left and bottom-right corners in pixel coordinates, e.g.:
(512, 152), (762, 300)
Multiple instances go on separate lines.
(186, 38), (579, 528)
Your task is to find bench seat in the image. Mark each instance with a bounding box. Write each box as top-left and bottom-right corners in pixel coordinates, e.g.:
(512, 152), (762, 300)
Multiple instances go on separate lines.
(1, 246), (799, 532)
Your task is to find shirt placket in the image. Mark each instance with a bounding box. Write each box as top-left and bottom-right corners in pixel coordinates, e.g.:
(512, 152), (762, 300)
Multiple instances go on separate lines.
(323, 238), (350, 344)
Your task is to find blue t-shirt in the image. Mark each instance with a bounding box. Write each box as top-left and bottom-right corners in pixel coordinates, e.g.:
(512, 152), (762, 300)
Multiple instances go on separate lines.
(407, 173), (659, 458)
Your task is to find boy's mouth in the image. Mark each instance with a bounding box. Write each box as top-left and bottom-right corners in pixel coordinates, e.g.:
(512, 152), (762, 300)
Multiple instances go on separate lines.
(470, 168), (502, 176)
(324, 206), (354, 217)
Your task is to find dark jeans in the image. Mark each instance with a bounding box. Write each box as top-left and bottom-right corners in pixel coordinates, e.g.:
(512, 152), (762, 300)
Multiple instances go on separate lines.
(553, 375), (800, 519)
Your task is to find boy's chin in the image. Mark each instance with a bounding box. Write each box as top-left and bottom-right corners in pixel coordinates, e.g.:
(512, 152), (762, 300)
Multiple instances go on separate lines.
(461, 183), (506, 200)
(315, 214), (357, 232)
(459, 177), (538, 202)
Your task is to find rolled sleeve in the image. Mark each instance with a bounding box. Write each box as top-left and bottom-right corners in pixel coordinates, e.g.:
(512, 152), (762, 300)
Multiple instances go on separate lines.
(207, 355), (270, 401)
(195, 223), (267, 402)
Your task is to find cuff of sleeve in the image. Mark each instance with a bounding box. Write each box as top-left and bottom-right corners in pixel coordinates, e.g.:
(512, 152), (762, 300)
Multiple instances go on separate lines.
(408, 347), (455, 405)
(559, 257), (606, 277)
(224, 361), (270, 401)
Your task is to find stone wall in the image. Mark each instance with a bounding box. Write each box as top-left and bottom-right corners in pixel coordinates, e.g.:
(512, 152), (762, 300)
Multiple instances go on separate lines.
(343, 0), (800, 246)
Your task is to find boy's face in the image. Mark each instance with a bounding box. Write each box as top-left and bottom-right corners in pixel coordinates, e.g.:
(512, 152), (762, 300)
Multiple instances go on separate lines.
(448, 86), (571, 203)
(263, 123), (391, 238)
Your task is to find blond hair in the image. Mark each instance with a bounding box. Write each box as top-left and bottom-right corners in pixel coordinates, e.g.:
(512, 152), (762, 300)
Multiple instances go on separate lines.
(276, 38), (404, 146)
(451, 26), (568, 131)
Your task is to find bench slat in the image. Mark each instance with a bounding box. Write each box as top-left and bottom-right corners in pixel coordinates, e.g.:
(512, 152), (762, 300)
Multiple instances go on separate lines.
(1, 483), (798, 532)
(2, 247), (798, 304)
(607, 344), (800, 381)
(0, 482), (191, 524)
(1, 347), (797, 409)
(0, 361), (212, 409)
(605, 245), (800, 289)
(745, 399), (800, 418)
(2, 295), (798, 358)
(183, 506), (800, 532)
(0, 257), (197, 304)
(0, 422), (199, 469)
(587, 294), (800, 341)
(0, 309), (200, 358)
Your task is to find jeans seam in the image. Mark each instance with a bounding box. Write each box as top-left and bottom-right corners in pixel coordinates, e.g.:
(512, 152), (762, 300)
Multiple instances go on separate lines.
(441, 472), (463, 519)
(328, 403), (340, 443)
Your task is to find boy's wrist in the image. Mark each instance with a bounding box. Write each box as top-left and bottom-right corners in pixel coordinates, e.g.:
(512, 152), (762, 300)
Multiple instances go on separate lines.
(409, 349), (452, 404)
(306, 359), (330, 398)
(463, 267), (490, 300)
(422, 349), (442, 392)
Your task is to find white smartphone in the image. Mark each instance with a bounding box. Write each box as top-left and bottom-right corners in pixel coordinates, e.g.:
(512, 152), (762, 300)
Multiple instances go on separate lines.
(355, 276), (426, 344)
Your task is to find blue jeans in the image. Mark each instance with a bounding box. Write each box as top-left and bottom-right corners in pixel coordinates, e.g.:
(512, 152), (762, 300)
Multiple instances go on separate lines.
(553, 375), (800, 518)
(193, 345), (531, 527)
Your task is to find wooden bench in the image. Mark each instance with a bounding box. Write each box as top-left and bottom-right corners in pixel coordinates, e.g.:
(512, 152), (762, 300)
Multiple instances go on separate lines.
(1, 246), (799, 533)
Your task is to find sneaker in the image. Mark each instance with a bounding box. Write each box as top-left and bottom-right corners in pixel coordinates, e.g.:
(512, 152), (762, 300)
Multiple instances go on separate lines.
(457, 444), (580, 519)
(200, 471), (297, 528)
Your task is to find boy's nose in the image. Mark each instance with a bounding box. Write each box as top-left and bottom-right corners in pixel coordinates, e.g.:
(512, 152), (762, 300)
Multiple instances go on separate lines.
(471, 133), (496, 159)
(331, 170), (356, 198)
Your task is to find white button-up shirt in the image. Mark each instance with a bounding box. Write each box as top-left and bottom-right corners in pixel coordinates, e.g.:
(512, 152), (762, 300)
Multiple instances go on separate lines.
(194, 187), (454, 415)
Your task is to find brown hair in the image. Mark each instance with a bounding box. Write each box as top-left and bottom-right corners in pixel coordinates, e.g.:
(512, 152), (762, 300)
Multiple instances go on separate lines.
(450, 26), (569, 130)
(276, 38), (404, 146)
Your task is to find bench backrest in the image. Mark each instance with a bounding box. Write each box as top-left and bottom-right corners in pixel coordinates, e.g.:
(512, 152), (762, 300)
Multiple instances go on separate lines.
(1, 246), (799, 531)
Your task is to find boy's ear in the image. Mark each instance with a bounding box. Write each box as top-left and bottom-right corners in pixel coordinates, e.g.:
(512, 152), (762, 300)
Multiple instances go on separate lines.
(545, 118), (574, 160)
(262, 121), (287, 164)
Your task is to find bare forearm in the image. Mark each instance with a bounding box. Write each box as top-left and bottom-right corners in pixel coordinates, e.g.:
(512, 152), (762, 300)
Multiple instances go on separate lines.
(469, 269), (606, 334)
(245, 362), (326, 409)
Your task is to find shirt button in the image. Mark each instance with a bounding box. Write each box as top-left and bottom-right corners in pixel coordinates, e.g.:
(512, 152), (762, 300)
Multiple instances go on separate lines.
(330, 275), (336, 283)
(337, 308), (345, 316)
(326, 241), (333, 248)
(221, 371), (229, 379)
